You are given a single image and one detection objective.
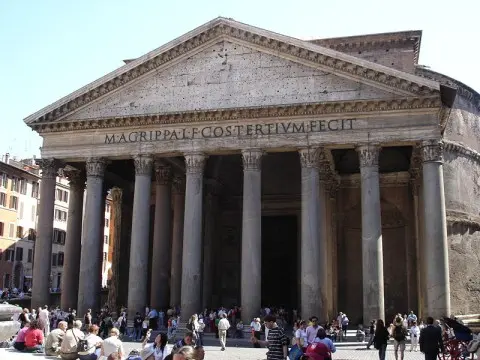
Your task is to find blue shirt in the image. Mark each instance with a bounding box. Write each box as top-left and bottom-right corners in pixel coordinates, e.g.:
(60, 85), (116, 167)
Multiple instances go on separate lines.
(313, 337), (336, 353)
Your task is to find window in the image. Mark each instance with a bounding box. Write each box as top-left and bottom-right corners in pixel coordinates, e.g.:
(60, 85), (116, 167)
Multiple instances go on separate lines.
(105, 218), (109, 227)
(54, 209), (67, 222)
(5, 249), (14, 262)
(31, 182), (39, 198)
(55, 189), (68, 203)
(52, 253), (57, 267)
(0, 173), (7, 188)
(8, 223), (14, 238)
(16, 226), (23, 239)
(58, 252), (64, 267)
(19, 202), (24, 219)
(15, 247), (23, 261)
(103, 252), (107, 262)
(19, 179), (27, 195)
(9, 196), (18, 210)
(52, 229), (66, 244)
(27, 249), (33, 263)
(31, 205), (36, 222)
(10, 177), (19, 192)
(106, 203), (111, 213)
(27, 229), (36, 241)
(63, 191), (68, 203)
(104, 235), (109, 245)
(0, 193), (6, 207)
(0, 222), (3, 237)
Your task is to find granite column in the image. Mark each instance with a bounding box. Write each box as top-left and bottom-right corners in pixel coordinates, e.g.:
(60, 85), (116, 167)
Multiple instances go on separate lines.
(61, 169), (85, 311)
(180, 153), (206, 319)
(421, 140), (450, 318)
(78, 158), (108, 316)
(240, 149), (263, 324)
(127, 155), (153, 321)
(170, 176), (185, 307)
(150, 162), (172, 310)
(357, 144), (385, 323)
(299, 148), (322, 320)
(107, 187), (123, 312)
(32, 159), (58, 309)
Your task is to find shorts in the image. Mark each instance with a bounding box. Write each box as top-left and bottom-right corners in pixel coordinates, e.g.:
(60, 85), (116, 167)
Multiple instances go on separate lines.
(394, 340), (406, 352)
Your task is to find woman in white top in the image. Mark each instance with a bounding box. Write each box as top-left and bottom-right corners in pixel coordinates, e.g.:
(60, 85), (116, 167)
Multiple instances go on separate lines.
(410, 321), (421, 351)
(142, 331), (171, 360)
(78, 324), (103, 360)
(295, 320), (308, 351)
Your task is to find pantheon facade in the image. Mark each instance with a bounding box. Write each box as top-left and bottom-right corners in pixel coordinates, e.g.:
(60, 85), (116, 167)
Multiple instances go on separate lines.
(25, 18), (480, 324)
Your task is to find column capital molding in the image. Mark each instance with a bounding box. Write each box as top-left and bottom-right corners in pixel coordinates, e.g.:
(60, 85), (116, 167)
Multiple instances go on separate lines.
(421, 139), (444, 163)
(36, 158), (60, 179)
(356, 144), (381, 167)
(63, 169), (85, 190)
(172, 175), (186, 195)
(154, 161), (172, 185)
(110, 186), (123, 202)
(85, 158), (109, 178)
(241, 149), (263, 171)
(299, 147), (322, 169)
(133, 155), (153, 176)
(184, 152), (207, 175)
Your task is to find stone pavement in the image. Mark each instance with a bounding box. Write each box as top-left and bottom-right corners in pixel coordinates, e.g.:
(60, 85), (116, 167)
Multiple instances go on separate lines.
(0, 344), (428, 359)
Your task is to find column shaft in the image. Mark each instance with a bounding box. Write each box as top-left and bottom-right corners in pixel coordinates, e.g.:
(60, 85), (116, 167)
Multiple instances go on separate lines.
(78, 158), (107, 316)
(357, 145), (385, 323)
(107, 187), (123, 312)
(127, 155), (153, 320)
(421, 140), (450, 318)
(241, 149), (263, 324)
(170, 177), (185, 307)
(180, 153), (206, 319)
(32, 159), (58, 309)
(61, 170), (85, 310)
(150, 162), (172, 310)
(299, 148), (323, 320)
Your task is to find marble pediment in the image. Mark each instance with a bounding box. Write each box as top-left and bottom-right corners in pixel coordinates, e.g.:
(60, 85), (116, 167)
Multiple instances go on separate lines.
(25, 17), (440, 127)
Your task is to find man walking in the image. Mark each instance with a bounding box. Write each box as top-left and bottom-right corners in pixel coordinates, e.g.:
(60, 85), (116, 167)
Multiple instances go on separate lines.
(217, 313), (230, 351)
(420, 317), (444, 360)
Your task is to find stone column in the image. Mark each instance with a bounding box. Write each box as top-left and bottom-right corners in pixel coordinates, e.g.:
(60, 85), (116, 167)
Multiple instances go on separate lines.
(202, 180), (220, 309)
(180, 153), (207, 320)
(32, 159), (58, 309)
(170, 176), (185, 307)
(421, 140), (450, 318)
(150, 161), (172, 310)
(357, 144), (385, 323)
(325, 179), (339, 321)
(240, 149), (263, 324)
(78, 158), (108, 316)
(107, 187), (123, 312)
(127, 155), (153, 320)
(61, 169), (85, 311)
(299, 148), (324, 320)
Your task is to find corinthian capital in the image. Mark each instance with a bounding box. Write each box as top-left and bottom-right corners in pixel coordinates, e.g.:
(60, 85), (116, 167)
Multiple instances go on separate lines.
(421, 140), (444, 163)
(86, 158), (108, 178)
(63, 169), (85, 190)
(172, 176), (185, 195)
(184, 153), (207, 175)
(133, 155), (153, 176)
(154, 161), (171, 185)
(356, 144), (380, 167)
(37, 158), (59, 179)
(241, 149), (263, 171)
(299, 147), (321, 169)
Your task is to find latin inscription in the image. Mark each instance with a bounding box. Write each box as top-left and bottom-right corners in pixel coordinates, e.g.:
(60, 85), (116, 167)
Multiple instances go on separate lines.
(104, 119), (355, 144)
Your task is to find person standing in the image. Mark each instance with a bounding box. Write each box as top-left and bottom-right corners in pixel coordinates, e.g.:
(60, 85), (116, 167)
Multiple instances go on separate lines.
(392, 316), (408, 360)
(419, 317), (445, 360)
(410, 321), (421, 351)
(217, 313), (231, 351)
(367, 320), (376, 349)
(305, 316), (322, 346)
(38, 305), (50, 336)
(373, 319), (390, 360)
(263, 315), (288, 360)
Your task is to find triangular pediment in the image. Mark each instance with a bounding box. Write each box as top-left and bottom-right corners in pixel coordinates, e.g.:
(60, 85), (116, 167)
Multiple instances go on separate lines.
(25, 17), (440, 126)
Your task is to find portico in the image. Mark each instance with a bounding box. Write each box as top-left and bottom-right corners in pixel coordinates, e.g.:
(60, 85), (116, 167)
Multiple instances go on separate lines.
(25, 18), (456, 324)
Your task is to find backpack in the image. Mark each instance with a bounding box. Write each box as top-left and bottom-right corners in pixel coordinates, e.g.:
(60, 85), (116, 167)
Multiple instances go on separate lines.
(393, 325), (407, 341)
(76, 338), (90, 353)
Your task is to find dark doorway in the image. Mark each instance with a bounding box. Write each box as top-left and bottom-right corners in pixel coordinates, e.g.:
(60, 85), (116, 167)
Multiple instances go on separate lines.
(261, 215), (298, 310)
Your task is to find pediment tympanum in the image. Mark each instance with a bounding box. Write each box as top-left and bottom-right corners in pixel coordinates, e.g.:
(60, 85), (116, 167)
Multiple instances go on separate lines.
(60, 41), (400, 121)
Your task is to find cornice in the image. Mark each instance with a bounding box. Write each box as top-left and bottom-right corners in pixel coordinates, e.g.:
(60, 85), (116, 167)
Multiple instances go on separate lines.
(444, 140), (480, 164)
(446, 210), (480, 230)
(32, 96), (441, 134)
(26, 21), (438, 127)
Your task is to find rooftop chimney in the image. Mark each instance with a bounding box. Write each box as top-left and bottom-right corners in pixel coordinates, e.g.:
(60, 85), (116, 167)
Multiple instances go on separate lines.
(4, 153), (9, 164)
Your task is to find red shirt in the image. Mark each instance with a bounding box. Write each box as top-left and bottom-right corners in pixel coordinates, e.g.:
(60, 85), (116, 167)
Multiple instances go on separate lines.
(24, 328), (44, 347)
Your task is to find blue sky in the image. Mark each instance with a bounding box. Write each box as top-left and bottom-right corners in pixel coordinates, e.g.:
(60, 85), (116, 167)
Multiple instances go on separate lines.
(1, 0), (478, 159)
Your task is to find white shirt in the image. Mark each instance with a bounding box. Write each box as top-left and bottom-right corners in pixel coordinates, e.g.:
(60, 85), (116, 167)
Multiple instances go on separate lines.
(251, 321), (261, 331)
(218, 318), (230, 331)
(78, 333), (103, 355)
(143, 343), (171, 360)
(295, 328), (308, 345)
(102, 336), (124, 357)
(410, 326), (420, 338)
(38, 309), (49, 322)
